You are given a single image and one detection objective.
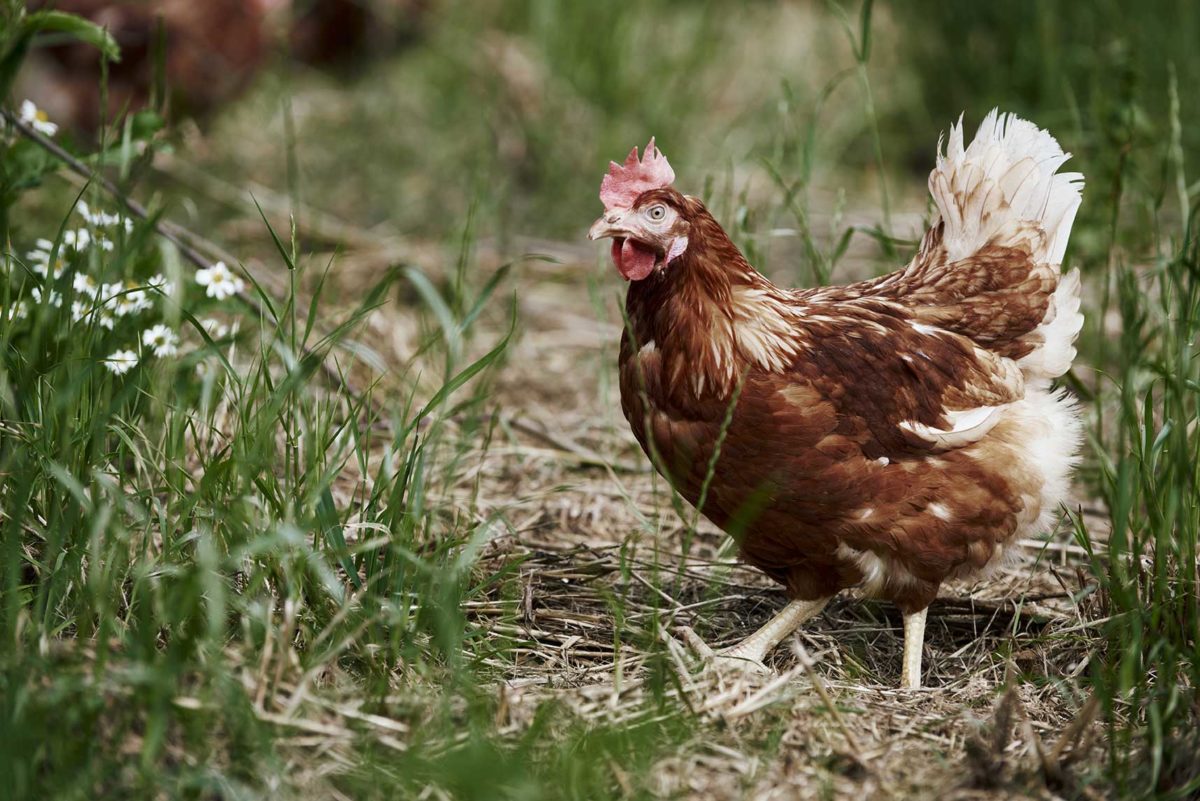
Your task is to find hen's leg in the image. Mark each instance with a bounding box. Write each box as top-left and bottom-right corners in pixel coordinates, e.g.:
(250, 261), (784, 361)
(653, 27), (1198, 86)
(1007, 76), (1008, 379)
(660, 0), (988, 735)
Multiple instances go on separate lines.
(681, 597), (830, 673)
(900, 607), (928, 689)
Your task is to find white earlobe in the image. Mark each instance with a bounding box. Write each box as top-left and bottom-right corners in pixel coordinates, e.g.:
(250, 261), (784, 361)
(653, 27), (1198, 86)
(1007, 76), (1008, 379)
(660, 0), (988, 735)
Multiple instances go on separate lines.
(666, 236), (689, 263)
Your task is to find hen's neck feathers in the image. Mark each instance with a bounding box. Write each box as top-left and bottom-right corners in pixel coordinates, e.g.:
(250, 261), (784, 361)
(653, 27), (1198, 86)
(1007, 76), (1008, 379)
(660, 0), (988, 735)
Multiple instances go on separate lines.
(626, 203), (805, 401)
(630, 206), (759, 302)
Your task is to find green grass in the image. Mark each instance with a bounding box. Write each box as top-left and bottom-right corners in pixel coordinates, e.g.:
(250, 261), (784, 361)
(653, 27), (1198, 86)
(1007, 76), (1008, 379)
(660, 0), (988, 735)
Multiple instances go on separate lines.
(2, 0), (1200, 798)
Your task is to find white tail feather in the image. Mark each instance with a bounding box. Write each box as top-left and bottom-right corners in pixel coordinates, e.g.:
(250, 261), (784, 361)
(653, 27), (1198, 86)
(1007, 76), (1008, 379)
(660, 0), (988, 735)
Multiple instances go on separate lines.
(931, 109), (1084, 266)
(1019, 267), (1084, 382)
(932, 110), (1085, 383)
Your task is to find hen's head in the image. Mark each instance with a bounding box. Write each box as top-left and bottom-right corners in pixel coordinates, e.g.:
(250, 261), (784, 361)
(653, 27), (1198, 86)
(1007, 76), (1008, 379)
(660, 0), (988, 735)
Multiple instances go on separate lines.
(589, 139), (692, 281)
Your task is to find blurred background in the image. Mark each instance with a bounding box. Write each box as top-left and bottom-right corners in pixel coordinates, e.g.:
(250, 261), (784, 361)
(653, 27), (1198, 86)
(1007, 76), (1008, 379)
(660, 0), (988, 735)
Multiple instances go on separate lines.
(16, 0), (1199, 266)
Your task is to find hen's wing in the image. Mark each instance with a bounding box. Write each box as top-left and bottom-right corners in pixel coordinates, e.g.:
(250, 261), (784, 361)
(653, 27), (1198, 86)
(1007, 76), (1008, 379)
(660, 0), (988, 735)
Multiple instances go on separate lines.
(790, 299), (1024, 456)
(849, 228), (1058, 359)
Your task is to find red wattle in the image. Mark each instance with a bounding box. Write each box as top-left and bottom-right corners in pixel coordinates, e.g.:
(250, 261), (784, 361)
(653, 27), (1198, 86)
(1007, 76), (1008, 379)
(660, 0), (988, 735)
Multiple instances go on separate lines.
(611, 238), (657, 281)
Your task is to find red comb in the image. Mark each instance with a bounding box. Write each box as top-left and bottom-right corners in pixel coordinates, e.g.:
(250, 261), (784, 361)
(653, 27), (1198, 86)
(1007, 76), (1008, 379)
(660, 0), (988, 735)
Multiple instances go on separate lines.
(599, 138), (675, 210)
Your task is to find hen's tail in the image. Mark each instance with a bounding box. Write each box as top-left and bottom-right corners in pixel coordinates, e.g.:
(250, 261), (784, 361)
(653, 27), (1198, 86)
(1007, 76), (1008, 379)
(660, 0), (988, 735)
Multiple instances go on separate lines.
(859, 111), (1085, 384)
(931, 110), (1084, 267)
(936, 111), (1085, 382)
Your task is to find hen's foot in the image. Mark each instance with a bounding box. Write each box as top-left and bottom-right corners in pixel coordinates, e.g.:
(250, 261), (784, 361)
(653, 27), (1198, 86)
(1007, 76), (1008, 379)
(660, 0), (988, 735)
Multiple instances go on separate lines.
(678, 625), (771, 674)
(674, 597), (832, 676)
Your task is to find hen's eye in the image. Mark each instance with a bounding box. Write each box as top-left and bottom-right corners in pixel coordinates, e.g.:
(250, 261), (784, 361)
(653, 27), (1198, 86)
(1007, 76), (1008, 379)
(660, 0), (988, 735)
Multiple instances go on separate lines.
(647, 205), (666, 221)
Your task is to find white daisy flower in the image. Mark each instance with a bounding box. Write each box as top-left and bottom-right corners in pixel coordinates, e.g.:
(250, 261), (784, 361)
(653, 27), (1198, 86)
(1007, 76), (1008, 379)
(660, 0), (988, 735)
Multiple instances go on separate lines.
(70, 300), (114, 330)
(27, 249), (66, 279)
(19, 99), (58, 137)
(31, 287), (63, 307)
(104, 349), (138, 375)
(76, 202), (133, 231)
(29, 231), (90, 274)
(97, 283), (119, 311)
(99, 282), (123, 301)
(98, 283), (150, 315)
(77, 202), (101, 226)
(146, 274), (176, 296)
(73, 273), (99, 297)
(141, 324), (179, 357)
(200, 318), (231, 339)
(27, 250), (50, 275)
(195, 261), (245, 301)
(2, 301), (29, 322)
(62, 229), (91, 251)
(112, 284), (151, 317)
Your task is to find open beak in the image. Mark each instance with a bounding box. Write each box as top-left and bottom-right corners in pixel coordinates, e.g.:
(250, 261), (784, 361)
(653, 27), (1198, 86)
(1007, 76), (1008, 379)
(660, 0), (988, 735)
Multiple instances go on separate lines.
(589, 211), (629, 241)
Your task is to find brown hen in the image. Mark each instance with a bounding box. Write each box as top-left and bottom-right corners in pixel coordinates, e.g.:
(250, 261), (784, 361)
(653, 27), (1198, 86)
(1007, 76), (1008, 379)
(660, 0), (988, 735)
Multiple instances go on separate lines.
(588, 112), (1084, 688)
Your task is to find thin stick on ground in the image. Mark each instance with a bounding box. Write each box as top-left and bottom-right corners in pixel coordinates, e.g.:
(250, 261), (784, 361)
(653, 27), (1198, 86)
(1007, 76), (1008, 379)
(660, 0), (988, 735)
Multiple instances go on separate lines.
(793, 637), (867, 759)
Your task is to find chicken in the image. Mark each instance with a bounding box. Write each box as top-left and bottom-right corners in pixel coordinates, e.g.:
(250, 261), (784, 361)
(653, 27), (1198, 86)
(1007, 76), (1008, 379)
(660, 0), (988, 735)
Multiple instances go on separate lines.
(588, 112), (1084, 688)
(20, 0), (275, 135)
(18, 0), (427, 136)
(289, 0), (428, 68)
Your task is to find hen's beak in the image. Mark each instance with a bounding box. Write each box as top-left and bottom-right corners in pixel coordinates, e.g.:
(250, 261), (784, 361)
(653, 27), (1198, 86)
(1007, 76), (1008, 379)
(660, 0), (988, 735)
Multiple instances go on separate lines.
(589, 211), (628, 241)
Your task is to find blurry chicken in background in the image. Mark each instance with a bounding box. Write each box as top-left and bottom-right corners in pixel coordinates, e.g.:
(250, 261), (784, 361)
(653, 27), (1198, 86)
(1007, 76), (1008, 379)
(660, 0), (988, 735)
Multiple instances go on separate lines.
(290, 0), (427, 68)
(19, 0), (274, 135)
(17, 0), (427, 137)
(589, 112), (1084, 689)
